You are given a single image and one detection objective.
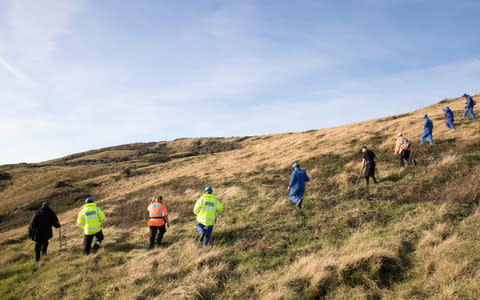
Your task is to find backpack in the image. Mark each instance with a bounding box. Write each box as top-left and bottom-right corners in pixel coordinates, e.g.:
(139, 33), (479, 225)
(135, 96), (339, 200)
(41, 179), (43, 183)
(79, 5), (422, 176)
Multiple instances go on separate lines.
(402, 138), (410, 149)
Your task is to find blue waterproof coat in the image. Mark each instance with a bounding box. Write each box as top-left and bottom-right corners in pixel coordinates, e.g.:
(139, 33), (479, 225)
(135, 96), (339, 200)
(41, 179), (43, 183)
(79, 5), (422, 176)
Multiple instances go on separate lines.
(289, 168), (310, 191)
(423, 118), (433, 134)
(443, 108), (454, 121)
(466, 95), (474, 108)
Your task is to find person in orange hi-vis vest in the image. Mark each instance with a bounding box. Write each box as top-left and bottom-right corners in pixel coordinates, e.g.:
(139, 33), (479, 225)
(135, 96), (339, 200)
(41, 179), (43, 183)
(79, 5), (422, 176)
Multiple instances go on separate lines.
(147, 195), (169, 249)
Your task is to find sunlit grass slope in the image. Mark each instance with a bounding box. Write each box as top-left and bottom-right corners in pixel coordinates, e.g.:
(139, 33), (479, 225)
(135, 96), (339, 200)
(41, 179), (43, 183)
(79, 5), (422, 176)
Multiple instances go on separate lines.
(1, 94), (480, 299)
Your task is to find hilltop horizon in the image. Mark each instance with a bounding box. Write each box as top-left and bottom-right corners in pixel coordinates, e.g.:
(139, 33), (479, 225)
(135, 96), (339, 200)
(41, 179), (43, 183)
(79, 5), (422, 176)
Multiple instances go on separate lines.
(2, 92), (478, 167)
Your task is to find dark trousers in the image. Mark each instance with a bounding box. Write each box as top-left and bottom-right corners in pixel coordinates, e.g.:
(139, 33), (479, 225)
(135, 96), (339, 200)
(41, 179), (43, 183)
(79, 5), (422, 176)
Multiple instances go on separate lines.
(196, 223), (214, 245)
(34, 240), (48, 262)
(364, 162), (377, 185)
(399, 150), (412, 167)
(149, 226), (166, 248)
(83, 230), (104, 255)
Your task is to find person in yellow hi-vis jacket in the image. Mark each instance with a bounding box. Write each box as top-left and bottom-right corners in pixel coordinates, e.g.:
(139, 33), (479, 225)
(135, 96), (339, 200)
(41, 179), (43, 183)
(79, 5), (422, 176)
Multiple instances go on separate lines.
(194, 186), (223, 245)
(77, 197), (105, 254)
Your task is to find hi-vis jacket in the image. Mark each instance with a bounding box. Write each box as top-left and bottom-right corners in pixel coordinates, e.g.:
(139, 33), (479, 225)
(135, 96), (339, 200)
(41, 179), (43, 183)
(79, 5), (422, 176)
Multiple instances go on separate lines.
(395, 136), (410, 155)
(194, 194), (223, 226)
(77, 203), (105, 235)
(148, 201), (168, 227)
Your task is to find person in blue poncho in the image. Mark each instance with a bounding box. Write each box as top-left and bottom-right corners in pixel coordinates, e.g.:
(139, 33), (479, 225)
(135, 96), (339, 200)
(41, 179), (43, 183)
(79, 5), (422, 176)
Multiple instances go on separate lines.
(420, 114), (434, 146)
(462, 93), (476, 120)
(443, 106), (455, 130)
(288, 162), (310, 209)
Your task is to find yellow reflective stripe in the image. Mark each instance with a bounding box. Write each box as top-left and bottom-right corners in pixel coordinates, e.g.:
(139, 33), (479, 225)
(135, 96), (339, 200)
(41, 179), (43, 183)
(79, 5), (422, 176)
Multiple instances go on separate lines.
(202, 207), (216, 211)
(197, 216), (216, 223)
(87, 225), (101, 231)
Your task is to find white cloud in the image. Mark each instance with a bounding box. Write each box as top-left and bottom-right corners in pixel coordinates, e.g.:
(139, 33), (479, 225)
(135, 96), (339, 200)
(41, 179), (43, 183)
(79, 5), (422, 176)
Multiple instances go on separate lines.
(4, 0), (85, 67)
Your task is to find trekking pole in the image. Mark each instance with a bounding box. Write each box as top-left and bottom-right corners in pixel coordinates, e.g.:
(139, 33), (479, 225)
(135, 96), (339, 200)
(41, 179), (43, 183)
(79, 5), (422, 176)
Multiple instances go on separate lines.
(355, 166), (365, 186)
(59, 227), (63, 250)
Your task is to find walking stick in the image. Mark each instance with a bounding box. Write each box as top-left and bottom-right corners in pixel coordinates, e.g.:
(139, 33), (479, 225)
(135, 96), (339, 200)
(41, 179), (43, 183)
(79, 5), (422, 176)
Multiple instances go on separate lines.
(355, 165), (365, 186)
(59, 227), (63, 250)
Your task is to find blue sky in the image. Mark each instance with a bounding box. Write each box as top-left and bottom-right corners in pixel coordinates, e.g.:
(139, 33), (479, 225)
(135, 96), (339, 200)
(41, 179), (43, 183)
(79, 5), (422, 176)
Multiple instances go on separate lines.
(1, 0), (479, 164)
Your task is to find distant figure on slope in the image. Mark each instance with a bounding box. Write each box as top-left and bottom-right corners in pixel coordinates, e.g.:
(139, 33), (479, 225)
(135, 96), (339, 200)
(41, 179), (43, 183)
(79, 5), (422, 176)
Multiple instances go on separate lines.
(77, 197), (105, 255)
(443, 106), (455, 130)
(28, 202), (61, 262)
(395, 133), (415, 167)
(288, 162), (310, 209)
(194, 186), (223, 246)
(420, 115), (434, 146)
(147, 195), (169, 249)
(361, 146), (377, 185)
(462, 93), (476, 120)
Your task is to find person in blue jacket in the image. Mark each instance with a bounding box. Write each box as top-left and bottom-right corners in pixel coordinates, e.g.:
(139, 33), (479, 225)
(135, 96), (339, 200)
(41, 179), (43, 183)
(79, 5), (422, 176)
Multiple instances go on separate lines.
(420, 114), (434, 146)
(443, 106), (455, 130)
(288, 162), (310, 209)
(462, 93), (476, 120)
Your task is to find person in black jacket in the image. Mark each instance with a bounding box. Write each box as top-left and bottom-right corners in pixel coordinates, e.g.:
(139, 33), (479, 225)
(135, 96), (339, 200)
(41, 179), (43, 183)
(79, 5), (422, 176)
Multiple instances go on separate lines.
(28, 202), (61, 262)
(361, 145), (378, 185)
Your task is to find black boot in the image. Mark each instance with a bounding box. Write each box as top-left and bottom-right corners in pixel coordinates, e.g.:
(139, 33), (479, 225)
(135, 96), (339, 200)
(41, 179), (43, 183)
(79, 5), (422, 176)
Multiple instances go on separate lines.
(92, 241), (101, 253)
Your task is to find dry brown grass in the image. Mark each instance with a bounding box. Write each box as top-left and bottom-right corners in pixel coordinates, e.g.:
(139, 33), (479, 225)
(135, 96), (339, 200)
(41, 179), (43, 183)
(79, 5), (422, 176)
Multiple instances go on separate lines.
(2, 93), (480, 299)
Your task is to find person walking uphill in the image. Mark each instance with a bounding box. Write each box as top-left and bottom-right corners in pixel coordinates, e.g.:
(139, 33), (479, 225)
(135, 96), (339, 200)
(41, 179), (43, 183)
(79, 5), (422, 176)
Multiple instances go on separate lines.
(420, 115), (434, 146)
(288, 162), (310, 209)
(395, 133), (414, 167)
(147, 195), (169, 249)
(462, 93), (476, 120)
(194, 186), (223, 246)
(77, 197), (105, 254)
(28, 202), (61, 262)
(443, 106), (455, 130)
(361, 146), (377, 185)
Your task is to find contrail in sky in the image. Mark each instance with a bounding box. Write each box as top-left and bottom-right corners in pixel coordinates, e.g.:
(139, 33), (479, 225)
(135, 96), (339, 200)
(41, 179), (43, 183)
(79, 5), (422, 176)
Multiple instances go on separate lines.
(0, 56), (30, 82)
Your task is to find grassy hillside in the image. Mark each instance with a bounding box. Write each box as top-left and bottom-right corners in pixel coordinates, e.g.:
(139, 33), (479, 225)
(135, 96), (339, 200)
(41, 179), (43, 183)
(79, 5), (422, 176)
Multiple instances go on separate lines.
(1, 94), (480, 299)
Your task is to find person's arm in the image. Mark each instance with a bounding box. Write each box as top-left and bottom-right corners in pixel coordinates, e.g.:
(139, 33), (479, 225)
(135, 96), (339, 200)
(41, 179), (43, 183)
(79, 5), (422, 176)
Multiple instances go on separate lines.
(163, 206), (169, 227)
(52, 212), (61, 228)
(28, 214), (37, 239)
(193, 197), (202, 215)
(288, 171), (295, 189)
(216, 199), (224, 213)
(98, 208), (105, 223)
(396, 138), (404, 154)
(77, 210), (84, 228)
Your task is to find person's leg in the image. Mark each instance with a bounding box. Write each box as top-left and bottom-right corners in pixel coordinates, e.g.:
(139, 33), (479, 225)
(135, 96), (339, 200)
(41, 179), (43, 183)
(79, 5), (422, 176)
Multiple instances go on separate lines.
(463, 108), (468, 118)
(399, 153), (405, 167)
(428, 134), (433, 145)
(364, 165), (370, 185)
(446, 119), (455, 129)
(404, 150), (412, 165)
(296, 190), (305, 209)
(203, 226), (214, 245)
(34, 242), (42, 262)
(92, 231), (104, 253)
(149, 226), (157, 249)
(371, 165), (377, 184)
(289, 187), (300, 204)
(196, 222), (206, 242)
(156, 225), (166, 246)
(41, 240), (48, 256)
(469, 108), (476, 120)
(196, 222), (205, 235)
(420, 133), (426, 146)
(84, 234), (93, 255)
